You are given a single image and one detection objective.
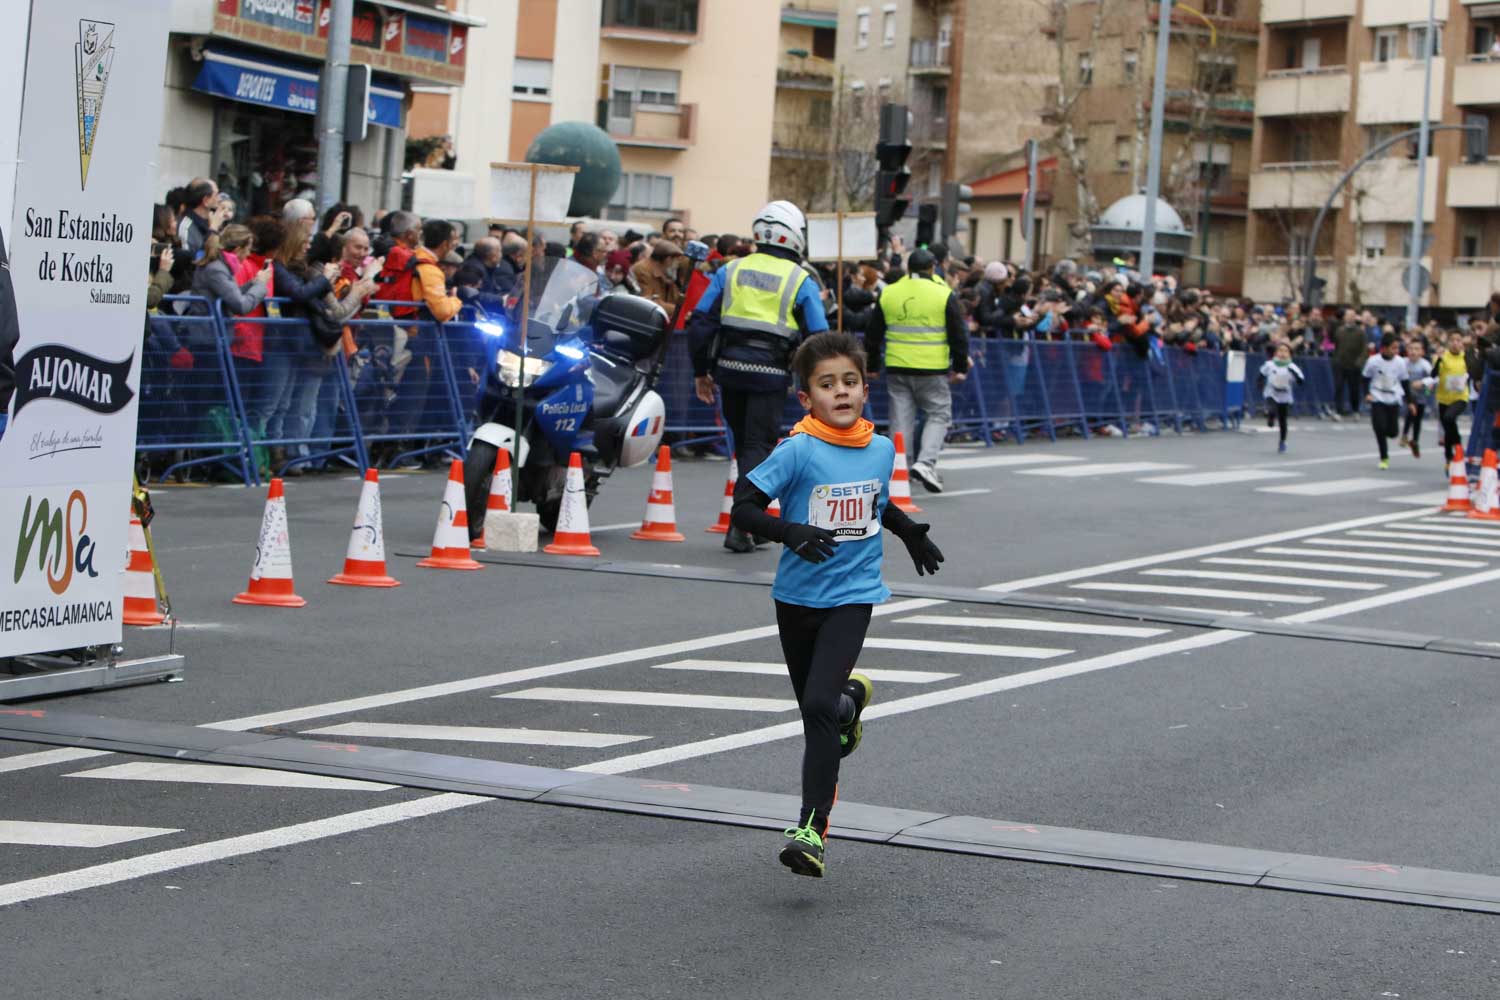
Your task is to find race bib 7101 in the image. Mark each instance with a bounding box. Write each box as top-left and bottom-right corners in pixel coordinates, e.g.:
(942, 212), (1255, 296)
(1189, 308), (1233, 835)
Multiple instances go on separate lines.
(808, 479), (881, 541)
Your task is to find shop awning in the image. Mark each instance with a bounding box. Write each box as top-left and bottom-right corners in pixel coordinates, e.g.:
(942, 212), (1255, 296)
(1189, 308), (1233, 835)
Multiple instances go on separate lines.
(192, 47), (404, 129)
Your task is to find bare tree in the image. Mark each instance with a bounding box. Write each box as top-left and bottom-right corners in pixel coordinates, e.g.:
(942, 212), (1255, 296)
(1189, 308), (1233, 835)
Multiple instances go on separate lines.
(1038, 0), (1109, 233)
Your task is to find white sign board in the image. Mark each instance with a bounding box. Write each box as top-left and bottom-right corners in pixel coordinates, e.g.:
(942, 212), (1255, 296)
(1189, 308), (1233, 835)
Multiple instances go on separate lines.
(488, 162), (578, 226)
(806, 213), (878, 262)
(0, 0), (170, 656)
(408, 167), (476, 222)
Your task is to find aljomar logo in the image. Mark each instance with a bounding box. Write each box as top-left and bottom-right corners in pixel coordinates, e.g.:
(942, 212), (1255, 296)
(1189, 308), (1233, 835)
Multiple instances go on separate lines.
(75, 19), (116, 189)
(11, 344), (134, 418)
(14, 490), (98, 596)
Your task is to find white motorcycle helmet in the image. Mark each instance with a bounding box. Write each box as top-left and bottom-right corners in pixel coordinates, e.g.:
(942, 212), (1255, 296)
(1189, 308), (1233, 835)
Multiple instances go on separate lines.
(751, 200), (807, 258)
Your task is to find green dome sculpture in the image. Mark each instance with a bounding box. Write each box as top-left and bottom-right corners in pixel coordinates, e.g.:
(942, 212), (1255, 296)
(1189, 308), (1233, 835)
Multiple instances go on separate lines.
(525, 122), (623, 218)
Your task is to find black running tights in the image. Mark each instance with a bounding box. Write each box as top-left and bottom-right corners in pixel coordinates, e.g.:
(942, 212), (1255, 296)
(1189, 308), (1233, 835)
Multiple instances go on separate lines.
(1273, 402), (1289, 444)
(1371, 402), (1400, 460)
(1403, 403), (1426, 445)
(775, 600), (871, 833)
(1440, 401), (1467, 462)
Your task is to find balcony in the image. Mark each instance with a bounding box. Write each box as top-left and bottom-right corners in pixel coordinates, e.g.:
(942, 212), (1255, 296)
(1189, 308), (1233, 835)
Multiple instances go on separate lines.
(1439, 259), (1500, 308)
(1249, 162), (1344, 210)
(1454, 55), (1500, 107)
(1363, 0), (1447, 26)
(909, 38), (951, 74)
(1357, 59), (1447, 124)
(909, 115), (949, 148)
(1161, 86), (1257, 121)
(600, 0), (699, 44)
(597, 101), (697, 150)
(1255, 67), (1351, 117)
(1260, 0), (1356, 21)
(1345, 255), (1432, 306)
(777, 50), (835, 90)
(1243, 256), (1337, 303)
(1446, 160), (1500, 208)
(1351, 156), (1438, 222)
(771, 120), (832, 158)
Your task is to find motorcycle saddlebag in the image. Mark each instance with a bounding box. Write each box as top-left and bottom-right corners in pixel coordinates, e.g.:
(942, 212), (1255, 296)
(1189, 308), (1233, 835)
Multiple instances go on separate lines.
(593, 294), (670, 361)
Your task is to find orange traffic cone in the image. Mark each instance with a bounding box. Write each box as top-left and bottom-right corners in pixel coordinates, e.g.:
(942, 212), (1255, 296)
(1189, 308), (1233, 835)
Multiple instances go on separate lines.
(1443, 444), (1472, 512)
(123, 504), (165, 626)
(544, 452), (601, 556)
(767, 496), (781, 518)
(233, 478), (307, 607)
(329, 469), (401, 586)
(890, 431), (923, 513)
(418, 460), (483, 570)
(706, 456), (737, 534)
(632, 446), (686, 541)
(473, 447), (513, 549)
(1469, 449), (1500, 521)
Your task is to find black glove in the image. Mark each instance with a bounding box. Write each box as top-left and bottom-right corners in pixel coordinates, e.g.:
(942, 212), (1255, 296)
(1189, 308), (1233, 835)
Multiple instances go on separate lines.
(902, 523), (944, 576)
(782, 523), (837, 564)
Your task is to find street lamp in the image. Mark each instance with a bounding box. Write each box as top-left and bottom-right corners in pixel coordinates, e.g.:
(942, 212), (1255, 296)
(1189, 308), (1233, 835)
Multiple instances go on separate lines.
(785, 48), (843, 210)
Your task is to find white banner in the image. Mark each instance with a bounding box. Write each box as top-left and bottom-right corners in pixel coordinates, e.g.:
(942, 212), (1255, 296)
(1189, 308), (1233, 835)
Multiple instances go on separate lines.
(0, 1), (170, 657)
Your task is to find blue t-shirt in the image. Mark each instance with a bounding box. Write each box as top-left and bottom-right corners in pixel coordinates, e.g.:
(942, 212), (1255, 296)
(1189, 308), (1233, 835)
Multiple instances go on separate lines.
(747, 432), (895, 609)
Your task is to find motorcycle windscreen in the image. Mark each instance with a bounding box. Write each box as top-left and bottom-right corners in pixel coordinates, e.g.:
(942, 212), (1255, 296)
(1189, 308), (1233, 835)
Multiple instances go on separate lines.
(535, 378), (594, 457)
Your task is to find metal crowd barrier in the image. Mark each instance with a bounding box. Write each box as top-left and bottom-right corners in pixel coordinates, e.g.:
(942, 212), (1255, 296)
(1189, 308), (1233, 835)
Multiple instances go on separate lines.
(131, 300), (1246, 485)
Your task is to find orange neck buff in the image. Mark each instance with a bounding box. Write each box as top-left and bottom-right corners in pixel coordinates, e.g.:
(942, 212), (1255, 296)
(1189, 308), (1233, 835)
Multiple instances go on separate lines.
(790, 414), (875, 448)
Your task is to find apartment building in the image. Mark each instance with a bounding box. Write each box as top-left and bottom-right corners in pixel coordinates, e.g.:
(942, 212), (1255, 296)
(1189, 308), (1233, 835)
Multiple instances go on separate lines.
(1033, 0), (1260, 289)
(1244, 0), (1500, 311)
(770, 4), (839, 211)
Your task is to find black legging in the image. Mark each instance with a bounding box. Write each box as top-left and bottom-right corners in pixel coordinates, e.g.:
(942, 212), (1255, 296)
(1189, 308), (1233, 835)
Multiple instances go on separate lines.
(1273, 402), (1289, 444)
(1371, 402), (1400, 460)
(1440, 400), (1467, 462)
(1403, 402), (1426, 445)
(775, 600), (871, 834)
(719, 386), (784, 479)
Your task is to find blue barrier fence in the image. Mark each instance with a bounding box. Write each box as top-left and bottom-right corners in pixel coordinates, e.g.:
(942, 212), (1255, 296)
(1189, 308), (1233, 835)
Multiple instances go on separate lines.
(133, 295), (1270, 484)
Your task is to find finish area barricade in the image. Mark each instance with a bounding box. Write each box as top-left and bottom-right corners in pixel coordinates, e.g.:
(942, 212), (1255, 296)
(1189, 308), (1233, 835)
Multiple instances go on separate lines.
(130, 302), (1254, 484)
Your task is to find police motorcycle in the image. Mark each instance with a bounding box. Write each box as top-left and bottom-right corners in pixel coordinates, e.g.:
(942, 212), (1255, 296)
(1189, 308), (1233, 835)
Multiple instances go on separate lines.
(462, 255), (670, 537)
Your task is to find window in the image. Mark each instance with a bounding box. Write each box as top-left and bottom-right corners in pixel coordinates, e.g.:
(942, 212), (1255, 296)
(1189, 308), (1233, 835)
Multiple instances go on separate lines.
(927, 160), (942, 197)
(607, 172), (674, 219)
(1374, 29), (1399, 63)
(602, 0), (698, 33)
(512, 58), (552, 98)
(812, 25), (836, 60)
(1461, 226), (1483, 259)
(1400, 230), (1434, 257)
(1361, 228), (1386, 260)
(1301, 37), (1321, 70)
(882, 8), (897, 46)
(937, 14), (952, 64)
(1291, 131), (1313, 162)
(930, 83), (948, 120)
(1123, 49), (1138, 82)
(610, 66), (680, 113)
(1201, 0), (1236, 15)
(1115, 137), (1131, 171)
(849, 80), (866, 117)
(809, 97), (832, 128)
(856, 8), (870, 48)
(1195, 53), (1236, 92)
(1078, 52), (1093, 85)
(1003, 218), (1014, 261)
(1409, 23), (1442, 58)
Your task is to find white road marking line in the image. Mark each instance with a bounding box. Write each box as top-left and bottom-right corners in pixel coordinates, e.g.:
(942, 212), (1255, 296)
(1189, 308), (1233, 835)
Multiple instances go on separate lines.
(1403, 521), (1500, 538)
(1306, 537), (1491, 556)
(938, 453), (1075, 470)
(896, 614), (1168, 638)
(862, 638), (1071, 659)
(575, 630), (1249, 775)
(1020, 461), (1189, 478)
(1419, 515), (1500, 530)
(1347, 529), (1500, 548)
(300, 723), (648, 748)
(66, 762), (396, 791)
(1202, 557), (1437, 579)
(493, 688), (798, 713)
(1139, 568), (1383, 591)
(1071, 582), (1322, 604)
(1160, 606), (1253, 617)
(1234, 453), (1383, 468)
(1256, 545), (1486, 568)
(0, 793), (487, 908)
(0, 821), (181, 848)
(1379, 491), (1449, 505)
(588, 522), (645, 533)
(1281, 564), (1500, 623)
(0, 747), (110, 773)
(1258, 477), (1410, 496)
(652, 660), (956, 684)
(1140, 469), (1302, 487)
(921, 488), (993, 498)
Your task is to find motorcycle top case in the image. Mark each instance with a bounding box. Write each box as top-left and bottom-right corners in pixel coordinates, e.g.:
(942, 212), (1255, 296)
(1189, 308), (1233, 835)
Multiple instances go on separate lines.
(593, 295), (671, 361)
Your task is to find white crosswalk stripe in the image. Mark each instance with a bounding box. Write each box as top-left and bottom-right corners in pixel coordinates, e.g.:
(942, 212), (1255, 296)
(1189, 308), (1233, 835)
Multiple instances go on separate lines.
(1161, 606), (1254, 617)
(1418, 516), (1500, 530)
(861, 638), (1071, 659)
(66, 763), (396, 791)
(1379, 491), (1450, 505)
(0, 821), (181, 848)
(939, 454), (1074, 470)
(1402, 521), (1500, 539)
(301, 723), (649, 748)
(1256, 545), (1487, 568)
(652, 660), (956, 683)
(1258, 477), (1410, 496)
(896, 614), (1168, 638)
(1021, 462), (1189, 478)
(1201, 557), (1437, 579)
(1306, 537), (1492, 556)
(1348, 529), (1500, 548)
(1139, 469), (1302, 487)
(1139, 568), (1383, 591)
(1071, 582), (1322, 604)
(494, 688), (798, 712)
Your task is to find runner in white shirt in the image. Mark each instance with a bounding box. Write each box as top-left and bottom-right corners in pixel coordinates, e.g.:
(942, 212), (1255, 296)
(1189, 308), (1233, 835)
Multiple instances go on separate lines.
(1400, 339), (1434, 458)
(1259, 342), (1304, 453)
(1362, 332), (1412, 470)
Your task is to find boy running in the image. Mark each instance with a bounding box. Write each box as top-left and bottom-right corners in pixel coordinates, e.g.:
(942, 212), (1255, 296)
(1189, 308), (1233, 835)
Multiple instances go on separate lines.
(1259, 342), (1304, 453)
(1434, 330), (1470, 464)
(1363, 332), (1411, 470)
(730, 332), (945, 878)
(1401, 339), (1434, 458)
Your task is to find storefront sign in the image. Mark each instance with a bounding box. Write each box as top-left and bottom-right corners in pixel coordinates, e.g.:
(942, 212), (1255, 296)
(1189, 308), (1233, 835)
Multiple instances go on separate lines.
(317, 0), (380, 48)
(228, 0), (316, 36)
(192, 47), (404, 128)
(402, 13), (448, 63)
(1, 0), (170, 656)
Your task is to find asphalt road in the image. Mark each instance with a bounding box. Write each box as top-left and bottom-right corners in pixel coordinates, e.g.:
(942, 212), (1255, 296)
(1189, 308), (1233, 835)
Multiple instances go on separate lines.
(7, 416), (1500, 999)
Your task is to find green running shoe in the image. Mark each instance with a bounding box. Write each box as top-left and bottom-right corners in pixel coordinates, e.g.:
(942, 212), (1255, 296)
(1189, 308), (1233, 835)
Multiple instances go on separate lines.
(839, 672), (874, 759)
(779, 813), (825, 878)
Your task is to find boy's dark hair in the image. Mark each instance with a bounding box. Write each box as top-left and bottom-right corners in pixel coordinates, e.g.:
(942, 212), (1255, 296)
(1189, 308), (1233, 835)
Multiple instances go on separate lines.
(793, 332), (868, 388)
(1381, 332), (1400, 348)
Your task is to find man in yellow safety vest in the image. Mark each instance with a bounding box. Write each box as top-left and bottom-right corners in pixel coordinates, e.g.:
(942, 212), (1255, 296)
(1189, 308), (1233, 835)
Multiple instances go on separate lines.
(865, 247), (969, 493)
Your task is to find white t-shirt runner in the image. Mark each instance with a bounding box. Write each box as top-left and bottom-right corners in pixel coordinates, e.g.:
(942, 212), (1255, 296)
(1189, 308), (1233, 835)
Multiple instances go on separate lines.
(1362, 354), (1409, 405)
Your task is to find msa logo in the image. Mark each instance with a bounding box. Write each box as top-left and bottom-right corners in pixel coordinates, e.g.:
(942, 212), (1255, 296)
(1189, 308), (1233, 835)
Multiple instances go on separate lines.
(14, 491), (98, 596)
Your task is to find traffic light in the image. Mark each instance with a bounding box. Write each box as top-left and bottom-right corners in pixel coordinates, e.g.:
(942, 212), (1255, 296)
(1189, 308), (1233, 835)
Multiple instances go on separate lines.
(916, 203), (938, 247)
(940, 181), (973, 241)
(874, 103), (911, 231)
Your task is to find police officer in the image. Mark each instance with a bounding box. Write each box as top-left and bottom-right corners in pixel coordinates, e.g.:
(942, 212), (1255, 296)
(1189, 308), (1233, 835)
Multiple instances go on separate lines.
(689, 201), (829, 553)
(864, 247), (969, 494)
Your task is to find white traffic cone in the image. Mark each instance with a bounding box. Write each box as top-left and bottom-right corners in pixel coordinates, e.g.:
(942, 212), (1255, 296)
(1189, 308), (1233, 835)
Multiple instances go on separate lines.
(474, 447), (513, 549)
(706, 456), (737, 534)
(889, 431), (922, 513)
(1443, 444), (1472, 512)
(1469, 449), (1500, 521)
(124, 504), (165, 626)
(418, 459), (483, 570)
(233, 478), (307, 607)
(329, 469), (400, 586)
(632, 445), (686, 541)
(544, 452), (600, 556)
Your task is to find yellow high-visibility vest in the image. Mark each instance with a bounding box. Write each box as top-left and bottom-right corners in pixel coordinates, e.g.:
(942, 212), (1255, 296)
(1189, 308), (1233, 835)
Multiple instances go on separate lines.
(719, 253), (808, 343)
(879, 273), (953, 370)
(1435, 351), (1469, 405)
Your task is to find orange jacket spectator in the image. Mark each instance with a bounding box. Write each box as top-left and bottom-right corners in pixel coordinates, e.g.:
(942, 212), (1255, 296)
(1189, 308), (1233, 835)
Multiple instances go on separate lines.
(412, 245), (462, 323)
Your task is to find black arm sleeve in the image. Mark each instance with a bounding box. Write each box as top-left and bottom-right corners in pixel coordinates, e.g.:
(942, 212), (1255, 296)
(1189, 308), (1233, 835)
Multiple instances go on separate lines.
(730, 479), (789, 543)
(864, 300), (886, 373)
(946, 293), (970, 372)
(881, 501), (921, 542)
